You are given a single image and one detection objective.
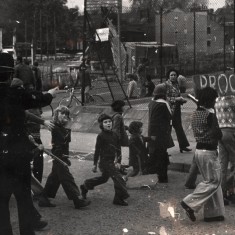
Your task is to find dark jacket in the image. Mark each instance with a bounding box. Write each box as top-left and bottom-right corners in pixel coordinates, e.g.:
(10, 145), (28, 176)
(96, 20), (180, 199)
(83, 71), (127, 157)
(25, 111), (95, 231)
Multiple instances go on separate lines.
(93, 130), (121, 166)
(145, 81), (155, 97)
(77, 70), (91, 87)
(148, 99), (172, 151)
(0, 84), (52, 158)
(129, 134), (150, 169)
(32, 66), (42, 91)
(51, 123), (71, 159)
(14, 63), (35, 89)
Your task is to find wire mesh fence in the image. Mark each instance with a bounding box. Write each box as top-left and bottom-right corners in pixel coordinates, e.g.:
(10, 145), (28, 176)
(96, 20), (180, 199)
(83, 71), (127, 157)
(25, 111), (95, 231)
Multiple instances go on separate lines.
(40, 0), (234, 110)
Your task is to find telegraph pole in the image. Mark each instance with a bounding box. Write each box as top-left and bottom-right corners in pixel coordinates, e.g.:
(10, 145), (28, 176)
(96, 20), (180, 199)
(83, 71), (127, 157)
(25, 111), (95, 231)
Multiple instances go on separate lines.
(82, 0), (87, 105)
(160, 7), (163, 82)
(193, 8), (196, 75)
(117, 0), (122, 82)
(54, 12), (56, 60)
(40, 9), (42, 61)
(25, 20), (27, 58)
(234, 0), (235, 71)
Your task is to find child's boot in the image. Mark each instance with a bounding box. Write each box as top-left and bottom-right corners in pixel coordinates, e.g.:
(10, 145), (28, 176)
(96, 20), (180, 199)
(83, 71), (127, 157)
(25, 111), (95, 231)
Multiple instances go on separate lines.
(113, 196), (128, 206)
(73, 197), (91, 209)
(38, 194), (56, 207)
(80, 184), (88, 199)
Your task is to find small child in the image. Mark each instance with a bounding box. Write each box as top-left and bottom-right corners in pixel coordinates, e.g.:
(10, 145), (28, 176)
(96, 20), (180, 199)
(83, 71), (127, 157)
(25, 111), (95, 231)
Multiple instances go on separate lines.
(126, 74), (138, 99)
(80, 114), (129, 206)
(145, 75), (155, 97)
(123, 121), (150, 181)
(40, 106), (90, 209)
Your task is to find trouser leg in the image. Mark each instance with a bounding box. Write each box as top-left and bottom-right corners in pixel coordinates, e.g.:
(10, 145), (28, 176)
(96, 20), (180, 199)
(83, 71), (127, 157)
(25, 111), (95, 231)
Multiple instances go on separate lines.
(14, 168), (36, 235)
(219, 140), (229, 194)
(0, 173), (13, 235)
(204, 185), (225, 218)
(219, 129), (235, 194)
(32, 150), (43, 183)
(140, 80), (146, 97)
(32, 138), (43, 183)
(107, 163), (129, 200)
(183, 150), (225, 217)
(44, 162), (60, 198)
(84, 170), (110, 190)
(57, 164), (80, 200)
(157, 150), (169, 182)
(172, 107), (189, 149)
(185, 154), (198, 188)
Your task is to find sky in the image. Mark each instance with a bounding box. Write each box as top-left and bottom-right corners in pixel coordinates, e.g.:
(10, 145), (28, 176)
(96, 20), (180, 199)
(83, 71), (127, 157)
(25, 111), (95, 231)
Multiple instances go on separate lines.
(66, 0), (226, 11)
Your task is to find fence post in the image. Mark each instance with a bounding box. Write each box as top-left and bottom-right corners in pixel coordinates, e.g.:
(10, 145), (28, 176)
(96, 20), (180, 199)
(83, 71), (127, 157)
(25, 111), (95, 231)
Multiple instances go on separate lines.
(50, 64), (53, 88)
(234, 0), (235, 71)
(193, 9), (196, 75)
(160, 7), (163, 83)
(81, 0), (87, 106)
(223, 16), (226, 73)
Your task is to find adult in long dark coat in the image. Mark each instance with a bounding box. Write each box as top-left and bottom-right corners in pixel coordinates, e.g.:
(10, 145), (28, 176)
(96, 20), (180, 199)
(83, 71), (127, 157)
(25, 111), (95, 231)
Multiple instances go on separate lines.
(0, 52), (58, 235)
(147, 83), (174, 183)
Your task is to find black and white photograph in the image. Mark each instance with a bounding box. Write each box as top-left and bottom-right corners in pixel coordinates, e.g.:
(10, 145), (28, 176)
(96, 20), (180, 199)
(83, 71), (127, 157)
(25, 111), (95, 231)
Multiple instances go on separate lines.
(0, 0), (235, 234)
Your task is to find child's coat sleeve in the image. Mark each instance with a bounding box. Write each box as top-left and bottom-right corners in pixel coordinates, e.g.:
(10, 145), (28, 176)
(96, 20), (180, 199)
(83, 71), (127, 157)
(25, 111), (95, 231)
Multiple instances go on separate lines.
(94, 134), (102, 165)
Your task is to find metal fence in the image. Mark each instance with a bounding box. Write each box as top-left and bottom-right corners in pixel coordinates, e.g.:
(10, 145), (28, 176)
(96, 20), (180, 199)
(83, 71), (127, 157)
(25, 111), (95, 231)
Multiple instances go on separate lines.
(41, 1), (234, 109)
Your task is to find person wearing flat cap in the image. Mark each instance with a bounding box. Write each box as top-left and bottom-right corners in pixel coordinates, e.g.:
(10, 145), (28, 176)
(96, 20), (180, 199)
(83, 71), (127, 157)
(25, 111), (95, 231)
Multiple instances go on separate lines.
(146, 83), (174, 183)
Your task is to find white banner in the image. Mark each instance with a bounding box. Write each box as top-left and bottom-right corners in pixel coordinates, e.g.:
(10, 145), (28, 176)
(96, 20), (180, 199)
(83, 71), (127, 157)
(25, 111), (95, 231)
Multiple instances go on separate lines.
(96, 28), (109, 42)
(108, 19), (126, 80)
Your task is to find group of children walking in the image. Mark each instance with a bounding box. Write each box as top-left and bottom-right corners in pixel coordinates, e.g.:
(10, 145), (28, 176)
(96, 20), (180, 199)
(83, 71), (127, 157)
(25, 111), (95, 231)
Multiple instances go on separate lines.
(27, 82), (227, 225)
(30, 97), (163, 210)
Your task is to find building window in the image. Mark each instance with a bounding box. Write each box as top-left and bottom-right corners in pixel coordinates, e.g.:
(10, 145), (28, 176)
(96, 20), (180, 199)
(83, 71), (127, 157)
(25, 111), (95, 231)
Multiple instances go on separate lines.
(207, 26), (211, 34)
(207, 40), (211, 47)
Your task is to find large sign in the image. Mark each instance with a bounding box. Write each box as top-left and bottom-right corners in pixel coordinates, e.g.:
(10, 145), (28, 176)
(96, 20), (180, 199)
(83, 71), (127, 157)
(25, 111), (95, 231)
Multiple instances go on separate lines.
(193, 71), (235, 96)
(96, 28), (109, 42)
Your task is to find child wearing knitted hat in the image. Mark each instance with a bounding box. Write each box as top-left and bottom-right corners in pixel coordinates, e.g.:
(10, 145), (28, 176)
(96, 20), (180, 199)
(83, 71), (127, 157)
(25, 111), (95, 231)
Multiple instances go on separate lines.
(80, 113), (129, 206)
(123, 121), (151, 182)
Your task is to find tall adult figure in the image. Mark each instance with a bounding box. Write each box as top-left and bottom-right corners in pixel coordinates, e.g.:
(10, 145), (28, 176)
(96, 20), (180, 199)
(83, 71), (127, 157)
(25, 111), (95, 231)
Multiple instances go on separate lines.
(147, 84), (173, 183)
(0, 52), (58, 235)
(137, 58), (148, 97)
(215, 95), (235, 203)
(32, 61), (42, 91)
(76, 63), (91, 103)
(165, 69), (191, 153)
(14, 56), (35, 90)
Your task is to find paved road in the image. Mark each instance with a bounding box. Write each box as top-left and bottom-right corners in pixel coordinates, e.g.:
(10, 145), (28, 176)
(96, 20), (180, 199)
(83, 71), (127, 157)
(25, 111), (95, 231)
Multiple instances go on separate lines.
(9, 138), (235, 235)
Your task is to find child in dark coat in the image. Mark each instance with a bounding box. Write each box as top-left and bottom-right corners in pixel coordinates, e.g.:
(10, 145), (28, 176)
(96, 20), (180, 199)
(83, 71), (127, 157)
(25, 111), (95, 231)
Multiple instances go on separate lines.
(40, 106), (90, 209)
(80, 114), (129, 206)
(145, 75), (155, 97)
(123, 121), (150, 181)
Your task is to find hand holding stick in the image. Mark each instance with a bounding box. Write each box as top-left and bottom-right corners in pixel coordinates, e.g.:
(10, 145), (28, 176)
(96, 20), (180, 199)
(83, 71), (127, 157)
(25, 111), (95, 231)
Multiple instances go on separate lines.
(28, 135), (69, 168)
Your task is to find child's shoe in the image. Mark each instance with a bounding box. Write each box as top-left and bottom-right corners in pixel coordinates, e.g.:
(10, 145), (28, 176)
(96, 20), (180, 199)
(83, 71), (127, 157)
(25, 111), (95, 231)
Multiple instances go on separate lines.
(180, 201), (196, 222)
(73, 197), (91, 209)
(38, 197), (56, 207)
(80, 184), (88, 199)
(32, 219), (48, 231)
(113, 196), (128, 206)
